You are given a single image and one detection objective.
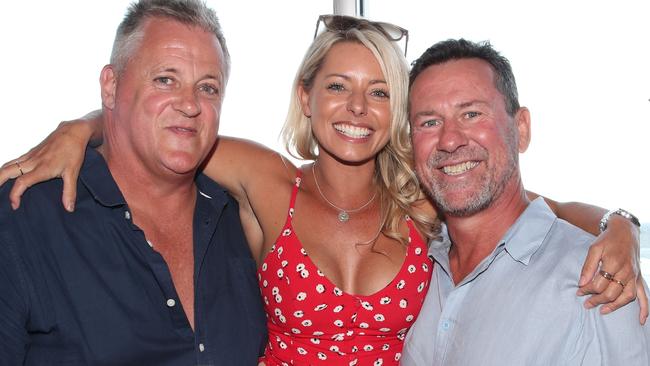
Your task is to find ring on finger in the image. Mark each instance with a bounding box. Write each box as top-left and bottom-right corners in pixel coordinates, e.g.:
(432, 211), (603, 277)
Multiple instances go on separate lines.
(612, 278), (626, 288)
(598, 270), (614, 281)
(15, 162), (24, 176)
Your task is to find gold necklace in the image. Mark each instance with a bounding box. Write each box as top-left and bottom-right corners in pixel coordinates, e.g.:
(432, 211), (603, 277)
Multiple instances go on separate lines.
(311, 163), (377, 223)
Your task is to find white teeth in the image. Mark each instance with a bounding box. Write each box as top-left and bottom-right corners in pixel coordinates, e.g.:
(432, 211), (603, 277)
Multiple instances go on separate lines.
(441, 161), (479, 175)
(334, 124), (371, 138)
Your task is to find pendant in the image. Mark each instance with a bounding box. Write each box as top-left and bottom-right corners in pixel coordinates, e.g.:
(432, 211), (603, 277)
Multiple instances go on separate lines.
(338, 211), (350, 222)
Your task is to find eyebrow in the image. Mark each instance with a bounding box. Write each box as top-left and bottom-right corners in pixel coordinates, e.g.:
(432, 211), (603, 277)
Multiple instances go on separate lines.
(324, 73), (387, 85)
(411, 100), (489, 119)
(159, 67), (222, 83)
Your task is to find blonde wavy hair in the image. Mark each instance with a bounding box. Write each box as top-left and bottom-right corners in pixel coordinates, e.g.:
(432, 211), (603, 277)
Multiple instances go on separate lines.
(281, 23), (439, 244)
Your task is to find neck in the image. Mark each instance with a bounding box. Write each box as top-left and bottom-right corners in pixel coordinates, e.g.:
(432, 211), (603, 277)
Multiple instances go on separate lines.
(98, 143), (197, 217)
(312, 154), (377, 207)
(444, 175), (529, 284)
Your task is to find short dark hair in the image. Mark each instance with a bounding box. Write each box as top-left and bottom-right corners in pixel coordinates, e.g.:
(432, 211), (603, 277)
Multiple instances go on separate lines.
(410, 39), (519, 116)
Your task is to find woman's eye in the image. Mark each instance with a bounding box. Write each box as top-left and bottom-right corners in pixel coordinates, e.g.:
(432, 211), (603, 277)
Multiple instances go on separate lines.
(327, 83), (345, 92)
(370, 89), (389, 98)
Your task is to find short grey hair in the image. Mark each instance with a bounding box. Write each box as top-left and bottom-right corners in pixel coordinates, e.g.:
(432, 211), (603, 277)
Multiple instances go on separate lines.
(110, 0), (230, 79)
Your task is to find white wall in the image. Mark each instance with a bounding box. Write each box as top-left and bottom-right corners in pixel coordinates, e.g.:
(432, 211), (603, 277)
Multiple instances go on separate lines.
(1, 0), (648, 219)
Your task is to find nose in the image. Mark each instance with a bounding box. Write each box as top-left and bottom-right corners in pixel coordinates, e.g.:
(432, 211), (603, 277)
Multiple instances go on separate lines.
(437, 120), (468, 153)
(173, 87), (201, 117)
(346, 91), (367, 116)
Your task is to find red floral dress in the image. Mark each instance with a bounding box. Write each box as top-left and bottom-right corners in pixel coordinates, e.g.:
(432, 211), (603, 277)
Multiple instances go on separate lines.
(258, 173), (432, 366)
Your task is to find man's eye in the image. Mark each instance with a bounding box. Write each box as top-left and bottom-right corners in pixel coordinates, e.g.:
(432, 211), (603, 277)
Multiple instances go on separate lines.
(154, 76), (174, 85)
(464, 111), (481, 119)
(199, 84), (219, 96)
(422, 119), (441, 128)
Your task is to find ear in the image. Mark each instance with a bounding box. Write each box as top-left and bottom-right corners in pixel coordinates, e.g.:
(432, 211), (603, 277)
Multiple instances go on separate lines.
(514, 107), (531, 153)
(297, 83), (312, 118)
(100, 65), (117, 110)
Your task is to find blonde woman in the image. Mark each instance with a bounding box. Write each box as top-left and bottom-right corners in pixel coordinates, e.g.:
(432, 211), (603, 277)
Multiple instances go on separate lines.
(0, 15), (645, 365)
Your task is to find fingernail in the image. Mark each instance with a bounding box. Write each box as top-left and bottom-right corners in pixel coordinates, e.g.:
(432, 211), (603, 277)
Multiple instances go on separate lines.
(11, 202), (18, 211)
(578, 275), (588, 286)
(584, 302), (594, 309)
(601, 307), (611, 315)
(66, 202), (75, 212)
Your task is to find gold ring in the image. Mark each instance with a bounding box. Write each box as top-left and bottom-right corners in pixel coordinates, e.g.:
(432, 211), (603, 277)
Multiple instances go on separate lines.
(613, 279), (626, 288)
(599, 270), (614, 281)
(15, 162), (24, 176)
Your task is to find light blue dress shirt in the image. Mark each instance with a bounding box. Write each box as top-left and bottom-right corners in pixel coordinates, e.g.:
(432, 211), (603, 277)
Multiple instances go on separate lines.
(402, 197), (650, 365)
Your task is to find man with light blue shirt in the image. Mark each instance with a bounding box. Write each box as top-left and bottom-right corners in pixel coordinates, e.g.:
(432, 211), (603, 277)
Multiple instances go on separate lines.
(402, 39), (650, 365)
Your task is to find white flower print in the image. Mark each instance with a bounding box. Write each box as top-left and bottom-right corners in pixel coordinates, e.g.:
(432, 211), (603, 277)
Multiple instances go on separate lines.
(297, 347), (307, 355)
(276, 269), (284, 279)
(311, 338), (321, 345)
(349, 360), (358, 366)
(399, 299), (408, 308)
(422, 263), (429, 272)
(296, 292), (307, 301)
(374, 358), (383, 366)
(277, 246), (284, 255)
(300, 248), (308, 256)
(313, 331), (324, 336)
(281, 260), (288, 268)
(316, 284), (326, 293)
(333, 305), (344, 313)
(394, 353), (402, 361)
(408, 265), (416, 274)
(279, 315), (286, 323)
(314, 304), (328, 311)
(274, 308), (282, 316)
(272, 287), (279, 295)
(361, 301), (373, 311)
(382, 344), (389, 351)
(415, 247), (422, 255)
(363, 345), (373, 352)
(332, 333), (345, 341)
(334, 319), (344, 327)
(301, 319), (313, 327)
(379, 327), (391, 332)
(282, 229), (292, 237)
(279, 341), (287, 350)
(261, 263), (268, 271)
(396, 279), (406, 290)
(296, 263), (305, 271)
(359, 322), (369, 329)
(379, 297), (391, 305)
(262, 280), (268, 288)
(417, 281), (425, 292)
(291, 328), (301, 334)
(293, 310), (304, 318)
(374, 314), (385, 322)
(330, 345), (340, 353)
(317, 352), (327, 360)
(300, 269), (309, 278)
(274, 294), (282, 303)
(289, 207), (294, 217)
(333, 287), (343, 296)
(406, 314), (414, 322)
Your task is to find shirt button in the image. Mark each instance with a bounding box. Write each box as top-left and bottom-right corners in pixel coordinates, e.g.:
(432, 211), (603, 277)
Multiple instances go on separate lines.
(124, 211), (131, 220)
(199, 343), (205, 352)
(441, 321), (451, 330)
(166, 299), (176, 307)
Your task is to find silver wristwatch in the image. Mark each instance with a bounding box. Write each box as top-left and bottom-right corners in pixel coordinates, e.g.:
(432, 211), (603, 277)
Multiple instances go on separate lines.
(599, 208), (641, 233)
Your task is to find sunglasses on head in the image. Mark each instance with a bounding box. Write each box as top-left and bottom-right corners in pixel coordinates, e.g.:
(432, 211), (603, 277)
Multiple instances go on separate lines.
(313, 14), (409, 57)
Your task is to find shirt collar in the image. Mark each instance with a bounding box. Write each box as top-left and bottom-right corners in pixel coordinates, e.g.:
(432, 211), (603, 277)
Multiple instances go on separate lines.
(500, 196), (556, 265)
(428, 197), (557, 281)
(79, 148), (230, 210)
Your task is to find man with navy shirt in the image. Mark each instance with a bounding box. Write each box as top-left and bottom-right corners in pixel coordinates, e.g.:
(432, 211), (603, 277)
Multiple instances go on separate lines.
(0, 1), (265, 364)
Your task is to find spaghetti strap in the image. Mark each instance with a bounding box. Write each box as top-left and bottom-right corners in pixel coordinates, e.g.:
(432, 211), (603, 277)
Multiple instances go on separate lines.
(286, 170), (303, 222)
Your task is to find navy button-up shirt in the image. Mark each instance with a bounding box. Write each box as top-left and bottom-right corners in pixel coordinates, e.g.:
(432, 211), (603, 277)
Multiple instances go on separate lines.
(0, 149), (267, 365)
